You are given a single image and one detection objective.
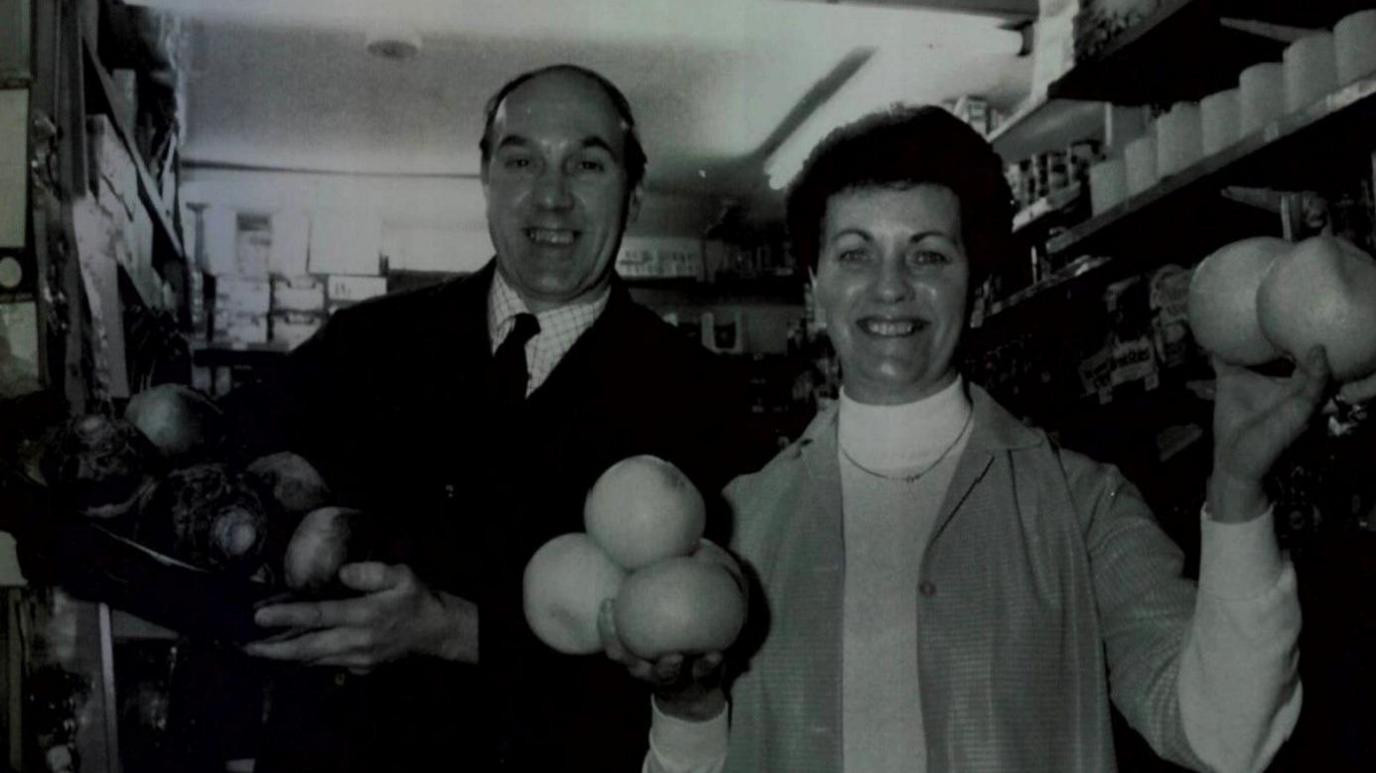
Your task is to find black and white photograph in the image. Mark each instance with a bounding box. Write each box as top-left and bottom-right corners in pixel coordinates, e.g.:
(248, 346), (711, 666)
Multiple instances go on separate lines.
(3, 0), (1376, 770)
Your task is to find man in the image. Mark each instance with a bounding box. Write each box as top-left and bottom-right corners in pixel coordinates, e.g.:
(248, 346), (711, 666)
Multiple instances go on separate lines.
(229, 64), (761, 771)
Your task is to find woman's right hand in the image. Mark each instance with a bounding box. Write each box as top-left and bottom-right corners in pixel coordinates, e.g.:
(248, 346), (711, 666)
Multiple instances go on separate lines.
(599, 600), (727, 721)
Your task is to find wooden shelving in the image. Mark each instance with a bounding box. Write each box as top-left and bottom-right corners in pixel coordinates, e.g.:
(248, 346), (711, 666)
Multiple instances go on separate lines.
(989, 97), (1105, 164)
(81, 36), (185, 264)
(1012, 182), (1084, 235)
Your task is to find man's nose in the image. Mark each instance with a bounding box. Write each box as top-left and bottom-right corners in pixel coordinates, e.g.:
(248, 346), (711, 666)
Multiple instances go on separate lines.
(534, 167), (574, 209)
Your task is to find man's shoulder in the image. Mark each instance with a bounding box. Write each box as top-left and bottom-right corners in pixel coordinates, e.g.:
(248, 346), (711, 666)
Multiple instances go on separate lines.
(601, 294), (718, 365)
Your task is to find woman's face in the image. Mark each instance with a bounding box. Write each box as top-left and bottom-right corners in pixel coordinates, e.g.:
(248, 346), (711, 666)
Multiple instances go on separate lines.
(814, 184), (969, 405)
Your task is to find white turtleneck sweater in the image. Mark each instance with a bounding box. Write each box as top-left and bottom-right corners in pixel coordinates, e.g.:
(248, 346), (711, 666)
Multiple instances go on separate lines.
(836, 377), (972, 773)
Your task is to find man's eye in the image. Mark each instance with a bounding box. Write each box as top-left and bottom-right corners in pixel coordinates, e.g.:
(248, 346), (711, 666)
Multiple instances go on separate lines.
(502, 156), (533, 170)
(577, 159), (606, 173)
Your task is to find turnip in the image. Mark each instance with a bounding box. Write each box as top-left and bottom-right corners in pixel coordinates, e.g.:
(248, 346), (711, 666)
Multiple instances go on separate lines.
(124, 384), (224, 463)
(246, 451), (332, 517)
(40, 414), (158, 520)
(137, 463), (270, 574)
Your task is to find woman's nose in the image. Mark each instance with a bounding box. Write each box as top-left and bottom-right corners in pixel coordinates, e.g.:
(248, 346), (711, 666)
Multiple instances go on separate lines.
(872, 255), (910, 301)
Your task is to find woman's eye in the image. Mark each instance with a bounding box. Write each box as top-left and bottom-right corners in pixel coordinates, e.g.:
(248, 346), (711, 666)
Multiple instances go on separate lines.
(909, 249), (949, 265)
(836, 248), (869, 263)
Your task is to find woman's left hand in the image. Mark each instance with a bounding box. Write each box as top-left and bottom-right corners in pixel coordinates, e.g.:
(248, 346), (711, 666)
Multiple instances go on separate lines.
(598, 600), (727, 721)
(1209, 347), (1331, 523)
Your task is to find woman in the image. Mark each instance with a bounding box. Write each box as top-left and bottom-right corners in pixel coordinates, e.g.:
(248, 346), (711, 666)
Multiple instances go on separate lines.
(622, 105), (1371, 773)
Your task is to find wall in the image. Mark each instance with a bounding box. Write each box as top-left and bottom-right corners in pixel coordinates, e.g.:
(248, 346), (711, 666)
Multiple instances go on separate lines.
(180, 165), (723, 275)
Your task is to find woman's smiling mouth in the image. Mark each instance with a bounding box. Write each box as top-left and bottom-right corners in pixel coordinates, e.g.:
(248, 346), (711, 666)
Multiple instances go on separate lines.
(858, 317), (924, 336)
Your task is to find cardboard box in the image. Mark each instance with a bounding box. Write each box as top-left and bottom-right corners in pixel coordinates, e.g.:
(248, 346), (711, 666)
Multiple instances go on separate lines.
(270, 310), (326, 350)
(201, 206), (239, 275)
(214, 276), (271, 315)
(270, 210), (311, 276)
(235, 214), (272, 276)
(212, 309), (269, 346)
(616, 237), (704, 279)
(271, 275), (326, 312)
(326, 275), (388, 304)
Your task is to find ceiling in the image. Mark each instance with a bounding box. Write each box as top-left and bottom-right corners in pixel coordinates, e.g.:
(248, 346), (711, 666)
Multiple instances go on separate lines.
(130, 0), (1032, 205)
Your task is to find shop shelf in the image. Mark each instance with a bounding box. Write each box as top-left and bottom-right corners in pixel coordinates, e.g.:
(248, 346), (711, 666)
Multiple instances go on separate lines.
(989, 97), (1105, 164)
(81, 37), (185, 265)
(1013, 182), (1085, 235)
(624, 274), (804, 301)
(1046, 0), (1370, 106)
(1048, 73), (1376, 258)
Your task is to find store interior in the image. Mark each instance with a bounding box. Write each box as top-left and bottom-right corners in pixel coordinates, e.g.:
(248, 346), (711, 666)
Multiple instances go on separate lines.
(4, 0), (1376, 770)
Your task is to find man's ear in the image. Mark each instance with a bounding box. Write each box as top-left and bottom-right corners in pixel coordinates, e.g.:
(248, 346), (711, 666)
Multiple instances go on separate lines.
(626, 186), (643, 225)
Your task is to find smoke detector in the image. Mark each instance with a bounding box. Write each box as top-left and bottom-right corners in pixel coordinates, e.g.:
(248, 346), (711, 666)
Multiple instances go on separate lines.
(365, 25), (422, 61)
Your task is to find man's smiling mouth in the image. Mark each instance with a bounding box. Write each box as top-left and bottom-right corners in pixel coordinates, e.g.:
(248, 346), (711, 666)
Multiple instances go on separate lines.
(526, 228), (578, 246)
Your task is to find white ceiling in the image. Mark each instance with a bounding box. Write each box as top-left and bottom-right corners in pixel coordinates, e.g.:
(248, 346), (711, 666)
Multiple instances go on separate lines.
(133, 0), (1031, 203)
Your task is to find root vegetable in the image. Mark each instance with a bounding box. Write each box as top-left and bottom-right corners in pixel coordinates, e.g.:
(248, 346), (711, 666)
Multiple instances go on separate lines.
(138, 463), (270, 573)
(124, 384), (224, 463)
(283, 506), (370, 592)
(246, 451), (332, 517)
(41, 414), (158, 520)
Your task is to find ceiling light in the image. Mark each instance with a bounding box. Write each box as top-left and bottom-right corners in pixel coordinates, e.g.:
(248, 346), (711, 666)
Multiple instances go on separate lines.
(365, 25), (421, 60)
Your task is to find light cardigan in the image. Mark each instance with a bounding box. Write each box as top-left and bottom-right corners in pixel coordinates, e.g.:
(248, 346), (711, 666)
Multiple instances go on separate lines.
(703, 383), (1300, 772)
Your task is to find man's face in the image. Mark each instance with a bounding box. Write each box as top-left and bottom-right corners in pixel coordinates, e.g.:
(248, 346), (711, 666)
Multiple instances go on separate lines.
(482, 71), (640, 312)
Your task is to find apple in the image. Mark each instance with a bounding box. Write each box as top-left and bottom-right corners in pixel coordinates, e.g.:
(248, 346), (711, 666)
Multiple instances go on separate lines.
(1187, 236), (1292, 366)
(1257, 235), (1376, 382)
(584, 455), (706, 570)
(523, 533), (626, 655)
(612, 553), (747, 660)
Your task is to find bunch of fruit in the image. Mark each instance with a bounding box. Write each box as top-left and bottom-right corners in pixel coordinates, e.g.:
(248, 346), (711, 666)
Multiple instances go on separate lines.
(35, 383), (369, 595)
(1188, 235), (1376, 382)
(523, 455), (747, 659)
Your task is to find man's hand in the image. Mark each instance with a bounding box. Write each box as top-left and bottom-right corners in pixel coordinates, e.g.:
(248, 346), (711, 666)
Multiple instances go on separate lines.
(244, 561), (478, 673)
(1209, 347), (1332, 523)
(598, 599), (727, 722)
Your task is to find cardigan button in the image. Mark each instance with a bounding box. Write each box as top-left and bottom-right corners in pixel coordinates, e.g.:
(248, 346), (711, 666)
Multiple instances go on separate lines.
(919, 581), (937, 597)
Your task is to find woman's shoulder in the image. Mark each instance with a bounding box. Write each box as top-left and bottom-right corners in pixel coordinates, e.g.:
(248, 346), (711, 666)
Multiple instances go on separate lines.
(725, 437), (809, 502)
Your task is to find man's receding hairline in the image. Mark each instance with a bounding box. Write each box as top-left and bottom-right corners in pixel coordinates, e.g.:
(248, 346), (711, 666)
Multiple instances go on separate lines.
(489, 70), (633, 135)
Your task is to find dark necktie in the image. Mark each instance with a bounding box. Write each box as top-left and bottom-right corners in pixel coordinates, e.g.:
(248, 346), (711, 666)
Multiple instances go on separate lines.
(491, 313), (540, 403)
